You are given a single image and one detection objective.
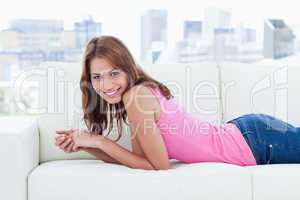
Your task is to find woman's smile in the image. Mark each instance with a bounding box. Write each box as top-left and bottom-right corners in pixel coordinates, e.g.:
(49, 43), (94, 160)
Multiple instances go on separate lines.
(104, 87), (121, 98)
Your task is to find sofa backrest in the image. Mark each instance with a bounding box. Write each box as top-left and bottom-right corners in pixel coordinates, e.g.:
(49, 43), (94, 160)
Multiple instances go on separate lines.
(220, 62), (300, 127)
(30, 62), (222, 163)
(144, 63), (222, 123)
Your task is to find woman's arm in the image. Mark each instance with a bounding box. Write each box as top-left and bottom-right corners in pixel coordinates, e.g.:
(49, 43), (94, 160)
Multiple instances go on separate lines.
(82, 85), (170, 171)
(65, 129), (154, 169)
(100, 85), (170, 171)
(82, 147), (122, 165)
(95, 137), (155, 170)
(55, 133), (121, 164)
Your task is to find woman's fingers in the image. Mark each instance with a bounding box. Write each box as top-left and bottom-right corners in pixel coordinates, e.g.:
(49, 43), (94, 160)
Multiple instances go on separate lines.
(56, 128), (76, 135)
(56, 130), (69, 135)
(55, 133), (73, 144)
(55, 136), (67, 146)
(60, 138), (73, 149)
(55, 134), (66, 140)
(55, 137), (64, 146)
(54, 135), (81, 153)
(65, 142), (75, 153)
(56, 128), (78, 134)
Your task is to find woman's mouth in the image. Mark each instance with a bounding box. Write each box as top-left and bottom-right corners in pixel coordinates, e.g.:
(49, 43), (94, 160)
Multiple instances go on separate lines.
(104, 87), (121, 98)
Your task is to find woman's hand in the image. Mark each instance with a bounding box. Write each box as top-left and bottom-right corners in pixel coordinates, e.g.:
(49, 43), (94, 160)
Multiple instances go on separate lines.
(70, 130), (104, 150)
(55, 129), (83, 153)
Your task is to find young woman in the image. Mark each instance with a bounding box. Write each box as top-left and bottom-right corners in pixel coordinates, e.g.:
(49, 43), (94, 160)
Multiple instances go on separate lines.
(54, 35), (300, 170)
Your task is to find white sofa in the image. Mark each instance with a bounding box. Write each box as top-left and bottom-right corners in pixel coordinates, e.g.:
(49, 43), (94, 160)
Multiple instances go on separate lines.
(1, 62), (300, 200)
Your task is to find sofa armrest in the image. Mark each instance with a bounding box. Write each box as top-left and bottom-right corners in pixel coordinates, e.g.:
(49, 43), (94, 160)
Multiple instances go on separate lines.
(0, 116), (39, 200)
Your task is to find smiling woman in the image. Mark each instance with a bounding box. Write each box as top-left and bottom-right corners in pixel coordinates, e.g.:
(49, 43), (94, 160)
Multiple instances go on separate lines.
(89, 58), (129, 104)
(54, 35), (300, 170)
(80, 36), (173, 141)
(58, 35), (174, 170)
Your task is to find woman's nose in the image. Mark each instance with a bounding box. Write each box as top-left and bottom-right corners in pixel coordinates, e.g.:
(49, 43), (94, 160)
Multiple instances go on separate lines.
(100, 78), (115, 91)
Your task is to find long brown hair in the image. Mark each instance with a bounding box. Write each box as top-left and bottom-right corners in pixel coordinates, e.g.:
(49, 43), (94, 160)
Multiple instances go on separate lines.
(80, 35), (173, 141)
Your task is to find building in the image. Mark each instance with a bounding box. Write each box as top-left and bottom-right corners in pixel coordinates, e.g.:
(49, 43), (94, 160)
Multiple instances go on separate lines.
(212, 28), (238, 62)
(9, 19), (64, 51)
(0, 30), (19, 50)
(264, 19), (295, 59)
(0, 19), (82, 64)
(74, 16), (102, 49)
(236, 25), (256, 44)
(203, 6), (231, 41)
(141, 9), (168, 64)
(289, 24), (300, 52)
(175, 39), (210, 63)
(183, 21), (202, 40)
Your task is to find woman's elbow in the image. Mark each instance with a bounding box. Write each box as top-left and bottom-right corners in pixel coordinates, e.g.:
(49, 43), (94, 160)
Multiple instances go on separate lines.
(155, 166), (170, 170)
(153, 163), (171, 171)
(142, 163), (170, 171)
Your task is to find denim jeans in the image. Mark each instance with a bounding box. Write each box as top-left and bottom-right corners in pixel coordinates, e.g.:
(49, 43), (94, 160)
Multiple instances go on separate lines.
(227, 113), (300, 165)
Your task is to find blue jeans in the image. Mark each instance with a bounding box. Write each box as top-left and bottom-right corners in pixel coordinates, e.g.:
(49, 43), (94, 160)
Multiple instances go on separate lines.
(227, 113), (300, 165)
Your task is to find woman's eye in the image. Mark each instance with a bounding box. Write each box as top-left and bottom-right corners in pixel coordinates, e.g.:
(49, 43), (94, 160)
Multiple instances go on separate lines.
(93, 75), (101, 79)
(111, 71), (120, 76)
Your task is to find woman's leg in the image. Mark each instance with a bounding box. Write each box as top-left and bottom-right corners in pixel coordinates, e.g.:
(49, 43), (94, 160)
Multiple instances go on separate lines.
(228, 113), (300, 165)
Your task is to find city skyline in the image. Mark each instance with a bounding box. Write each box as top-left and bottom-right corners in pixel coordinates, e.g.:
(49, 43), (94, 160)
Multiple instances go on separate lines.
(1, 0), (300, 59)
(0, 9), (298, 64)
(0, 3), (299, 115)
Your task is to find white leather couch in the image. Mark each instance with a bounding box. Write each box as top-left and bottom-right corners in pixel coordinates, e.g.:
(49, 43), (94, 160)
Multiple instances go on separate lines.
(1, 62), (300, 200)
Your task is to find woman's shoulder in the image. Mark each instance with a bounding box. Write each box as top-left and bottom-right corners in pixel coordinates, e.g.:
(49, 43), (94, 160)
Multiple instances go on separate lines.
(122, 84), (159, 102)
(122, 84), (162, 122)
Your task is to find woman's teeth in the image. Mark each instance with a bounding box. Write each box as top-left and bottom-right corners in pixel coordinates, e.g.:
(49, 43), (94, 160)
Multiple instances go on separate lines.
(105, 88), (120, 96)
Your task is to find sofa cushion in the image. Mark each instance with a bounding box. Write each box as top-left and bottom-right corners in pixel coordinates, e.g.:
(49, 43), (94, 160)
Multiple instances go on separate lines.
(28, 160), (252, 200)
(248, 164), (300, 200)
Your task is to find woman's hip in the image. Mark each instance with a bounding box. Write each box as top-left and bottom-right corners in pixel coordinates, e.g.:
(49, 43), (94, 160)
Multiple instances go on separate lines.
(227, 113), (300, 165)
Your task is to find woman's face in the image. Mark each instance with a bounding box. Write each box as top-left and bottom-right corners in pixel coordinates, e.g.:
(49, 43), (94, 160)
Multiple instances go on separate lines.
(90, 57), (129, 104)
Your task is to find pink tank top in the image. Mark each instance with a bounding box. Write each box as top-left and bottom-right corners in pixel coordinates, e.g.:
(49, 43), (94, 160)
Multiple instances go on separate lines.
(147, 86), (257, 166)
